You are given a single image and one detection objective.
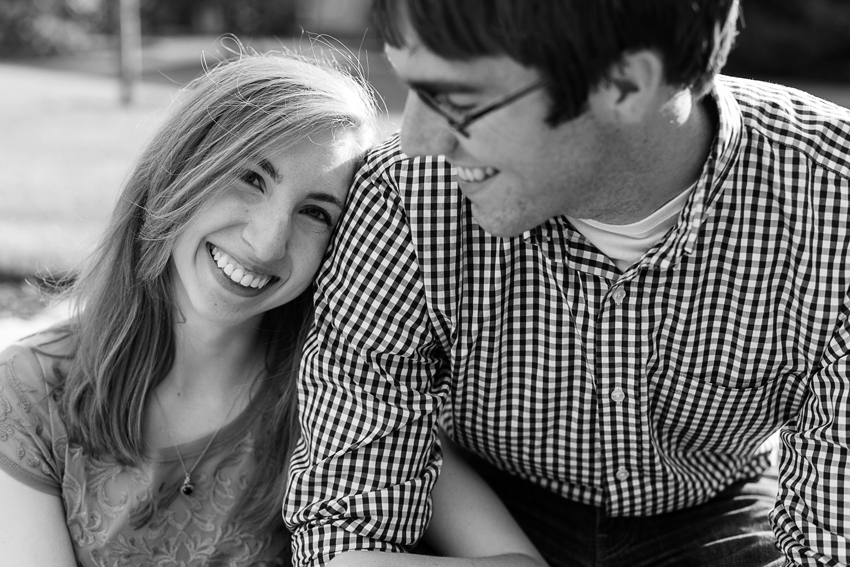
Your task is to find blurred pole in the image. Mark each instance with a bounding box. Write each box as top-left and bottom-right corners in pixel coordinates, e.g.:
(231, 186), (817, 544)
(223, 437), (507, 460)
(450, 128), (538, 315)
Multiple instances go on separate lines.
(118, 0), (142, 106)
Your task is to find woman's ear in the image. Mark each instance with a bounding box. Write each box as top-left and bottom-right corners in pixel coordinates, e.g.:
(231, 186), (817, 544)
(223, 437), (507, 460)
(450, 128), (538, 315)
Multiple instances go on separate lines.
(589, 50), (666, 125)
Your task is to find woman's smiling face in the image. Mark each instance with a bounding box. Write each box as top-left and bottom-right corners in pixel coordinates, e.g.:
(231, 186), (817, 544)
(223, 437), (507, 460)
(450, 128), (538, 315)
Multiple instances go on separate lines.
(170, 129), (360, 330)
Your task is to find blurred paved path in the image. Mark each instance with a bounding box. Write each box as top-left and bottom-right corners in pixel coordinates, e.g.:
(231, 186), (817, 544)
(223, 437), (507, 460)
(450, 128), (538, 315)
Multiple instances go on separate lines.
(14, 35), (408, 112)
(0, 304), (68, 350)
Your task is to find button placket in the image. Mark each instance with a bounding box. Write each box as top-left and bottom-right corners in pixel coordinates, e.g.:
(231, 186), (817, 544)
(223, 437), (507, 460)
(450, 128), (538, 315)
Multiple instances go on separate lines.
(610, 387), (626, 404)
(595, 276), (642, 502)
(611, 287), (627, 305)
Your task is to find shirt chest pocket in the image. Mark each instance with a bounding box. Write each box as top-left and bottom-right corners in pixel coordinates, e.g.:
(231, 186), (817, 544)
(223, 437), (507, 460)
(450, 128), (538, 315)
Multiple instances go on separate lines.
(649, 370), (806, 454)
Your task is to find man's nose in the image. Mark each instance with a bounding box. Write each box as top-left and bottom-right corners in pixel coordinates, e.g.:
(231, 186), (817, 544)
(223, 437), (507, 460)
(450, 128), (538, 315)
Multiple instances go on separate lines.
(242, 206), (290, 262)
(399, 90), (459, 158)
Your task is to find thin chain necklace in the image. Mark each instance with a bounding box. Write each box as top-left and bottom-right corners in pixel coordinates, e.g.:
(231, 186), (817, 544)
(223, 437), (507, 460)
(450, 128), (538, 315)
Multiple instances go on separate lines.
(153, 382), (248, 496)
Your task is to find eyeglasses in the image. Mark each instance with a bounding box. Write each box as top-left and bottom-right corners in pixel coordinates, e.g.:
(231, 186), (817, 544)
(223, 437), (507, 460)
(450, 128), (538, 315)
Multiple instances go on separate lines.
(410, 77), (549, 138)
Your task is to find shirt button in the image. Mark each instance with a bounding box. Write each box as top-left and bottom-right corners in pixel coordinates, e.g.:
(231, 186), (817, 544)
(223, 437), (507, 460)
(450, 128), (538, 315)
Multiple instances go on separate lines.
(610, 387), (626, 403)
(612, 287), (627, 305)
(615, 467), (630, 481)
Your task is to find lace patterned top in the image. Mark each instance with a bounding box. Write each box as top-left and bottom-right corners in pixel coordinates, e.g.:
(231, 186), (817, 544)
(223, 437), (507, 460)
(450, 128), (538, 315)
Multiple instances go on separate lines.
(0, 330), (290, 567)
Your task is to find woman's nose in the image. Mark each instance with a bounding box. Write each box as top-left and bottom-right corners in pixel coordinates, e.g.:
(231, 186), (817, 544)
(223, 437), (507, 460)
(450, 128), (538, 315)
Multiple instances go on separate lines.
(399, 90), (459, 158)
(242, 206), (290, 262)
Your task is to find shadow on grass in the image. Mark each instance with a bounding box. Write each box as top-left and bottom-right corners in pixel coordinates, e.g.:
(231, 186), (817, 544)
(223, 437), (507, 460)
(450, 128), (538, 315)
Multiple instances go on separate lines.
(0, 276), (54, 320)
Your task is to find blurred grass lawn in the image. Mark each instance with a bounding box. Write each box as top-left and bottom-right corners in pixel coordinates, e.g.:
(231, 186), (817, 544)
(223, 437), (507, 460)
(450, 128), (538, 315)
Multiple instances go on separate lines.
(0, 63), (177, 278)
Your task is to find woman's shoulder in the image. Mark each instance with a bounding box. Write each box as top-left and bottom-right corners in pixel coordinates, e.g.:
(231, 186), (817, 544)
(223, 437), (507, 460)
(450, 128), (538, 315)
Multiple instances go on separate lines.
(0, 322), (73, 492)
(1, 321), (75, 389)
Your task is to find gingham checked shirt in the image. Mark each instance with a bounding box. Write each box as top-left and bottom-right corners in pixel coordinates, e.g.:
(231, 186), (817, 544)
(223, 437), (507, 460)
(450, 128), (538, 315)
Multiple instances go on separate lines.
(284, 75), (850, 567)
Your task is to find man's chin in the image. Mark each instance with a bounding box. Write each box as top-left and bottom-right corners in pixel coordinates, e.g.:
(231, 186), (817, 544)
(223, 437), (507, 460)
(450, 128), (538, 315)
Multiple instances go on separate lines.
(469, 203), (536, 238)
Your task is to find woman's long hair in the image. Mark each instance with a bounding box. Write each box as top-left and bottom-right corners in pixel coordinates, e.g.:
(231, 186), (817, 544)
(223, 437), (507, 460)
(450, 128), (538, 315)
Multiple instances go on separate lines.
(56, 41), (379, 533)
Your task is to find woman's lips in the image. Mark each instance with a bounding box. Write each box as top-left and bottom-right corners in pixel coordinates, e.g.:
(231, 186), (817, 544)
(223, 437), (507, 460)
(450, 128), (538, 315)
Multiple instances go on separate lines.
(209, 244), (273, 289)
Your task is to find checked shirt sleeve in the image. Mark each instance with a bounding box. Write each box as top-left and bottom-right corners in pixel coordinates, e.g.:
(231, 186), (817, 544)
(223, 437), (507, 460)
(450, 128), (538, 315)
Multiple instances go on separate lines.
(772, 286), (850, 567)
(284, 140), (448, 567)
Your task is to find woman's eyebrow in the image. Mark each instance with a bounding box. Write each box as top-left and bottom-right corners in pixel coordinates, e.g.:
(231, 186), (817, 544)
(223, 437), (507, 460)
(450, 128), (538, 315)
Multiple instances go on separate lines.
(254, 159), (343, 208)
(307, 192), (344, 209)
(258, 159), (282, 183)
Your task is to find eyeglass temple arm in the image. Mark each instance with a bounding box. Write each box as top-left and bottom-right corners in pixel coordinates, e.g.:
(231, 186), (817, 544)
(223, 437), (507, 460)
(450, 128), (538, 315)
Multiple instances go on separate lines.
(455, 77), (550, 130)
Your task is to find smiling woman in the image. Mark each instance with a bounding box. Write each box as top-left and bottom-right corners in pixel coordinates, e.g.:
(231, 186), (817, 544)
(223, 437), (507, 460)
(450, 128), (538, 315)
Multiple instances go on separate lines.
(170, 129), (360, 331)
(0, 45), (379, 566)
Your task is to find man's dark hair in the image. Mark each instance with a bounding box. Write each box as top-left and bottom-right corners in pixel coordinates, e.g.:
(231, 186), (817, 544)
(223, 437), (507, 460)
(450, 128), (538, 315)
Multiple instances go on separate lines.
(373, 0), (740, 125)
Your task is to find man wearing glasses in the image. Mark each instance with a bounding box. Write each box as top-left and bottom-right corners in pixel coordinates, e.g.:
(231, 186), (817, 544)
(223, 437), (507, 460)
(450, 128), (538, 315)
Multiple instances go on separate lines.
(285, 1), (850, 566)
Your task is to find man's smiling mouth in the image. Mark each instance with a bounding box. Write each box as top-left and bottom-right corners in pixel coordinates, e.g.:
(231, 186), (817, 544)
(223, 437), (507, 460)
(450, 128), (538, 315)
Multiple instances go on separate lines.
(456, 165), (499, 183)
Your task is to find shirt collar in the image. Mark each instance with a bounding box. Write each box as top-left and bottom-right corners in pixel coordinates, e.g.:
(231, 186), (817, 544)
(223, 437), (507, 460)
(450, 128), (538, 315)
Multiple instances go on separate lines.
(521, 76), (745, 271)
(652, 76), (743, 268)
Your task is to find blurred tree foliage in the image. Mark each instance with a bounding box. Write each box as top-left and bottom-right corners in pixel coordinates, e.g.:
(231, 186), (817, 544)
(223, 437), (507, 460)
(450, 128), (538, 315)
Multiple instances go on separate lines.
(100, 0), (296, 36)
(1, 0), (849, 82)
(0, 0), (105, 57)
(726, 0), (850, 81)
(0, 0), (296, 58)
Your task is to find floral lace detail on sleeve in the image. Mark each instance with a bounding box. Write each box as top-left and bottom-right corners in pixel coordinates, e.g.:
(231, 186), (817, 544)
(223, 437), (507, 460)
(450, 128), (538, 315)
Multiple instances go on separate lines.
(0, 348), (63, 489)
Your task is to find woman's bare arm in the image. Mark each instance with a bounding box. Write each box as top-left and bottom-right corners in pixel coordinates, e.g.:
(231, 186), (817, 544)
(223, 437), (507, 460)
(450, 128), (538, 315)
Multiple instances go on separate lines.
(0, 469), (77, 566)
(327, 431), (548, 567)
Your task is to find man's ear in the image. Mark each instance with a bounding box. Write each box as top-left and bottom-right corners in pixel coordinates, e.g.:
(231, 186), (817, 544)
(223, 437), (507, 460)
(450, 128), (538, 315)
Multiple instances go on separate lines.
(590, 50), (665, 124)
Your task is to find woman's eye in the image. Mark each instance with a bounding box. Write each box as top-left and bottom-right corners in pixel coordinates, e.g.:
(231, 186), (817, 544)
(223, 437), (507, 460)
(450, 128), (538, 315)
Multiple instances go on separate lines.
(240, 170), (265, 192)
(302, 205), (334, 226)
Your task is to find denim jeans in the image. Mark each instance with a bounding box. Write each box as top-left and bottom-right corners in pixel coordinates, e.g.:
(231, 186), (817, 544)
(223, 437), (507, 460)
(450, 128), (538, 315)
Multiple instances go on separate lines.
(472, 459), (784, 567)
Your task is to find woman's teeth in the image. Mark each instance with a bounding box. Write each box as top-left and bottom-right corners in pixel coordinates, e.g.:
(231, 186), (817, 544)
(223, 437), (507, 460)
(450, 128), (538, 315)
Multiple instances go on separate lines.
(456, 165), (498, 182)
(210, 246), (272, 289)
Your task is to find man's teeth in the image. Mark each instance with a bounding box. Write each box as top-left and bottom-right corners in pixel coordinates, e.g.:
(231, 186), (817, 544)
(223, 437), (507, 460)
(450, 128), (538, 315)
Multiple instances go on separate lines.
(210, 246), (272, 289)
(456, 165), (498, 182)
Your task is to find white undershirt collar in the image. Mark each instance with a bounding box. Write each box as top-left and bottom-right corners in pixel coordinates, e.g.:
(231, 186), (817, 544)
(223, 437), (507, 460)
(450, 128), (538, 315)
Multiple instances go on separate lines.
(565, 185), (694, 271)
